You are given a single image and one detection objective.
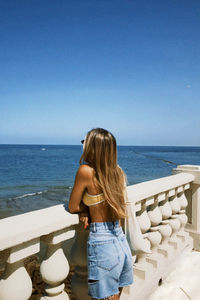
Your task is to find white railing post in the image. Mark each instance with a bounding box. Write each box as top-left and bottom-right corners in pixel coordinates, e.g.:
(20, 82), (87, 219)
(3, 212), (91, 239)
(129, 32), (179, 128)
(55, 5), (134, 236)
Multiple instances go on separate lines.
(40, 227), (75, 300)
(173, 165), (200, 250)
(0, 205), (79, 300)
(0, 238), (40, 300)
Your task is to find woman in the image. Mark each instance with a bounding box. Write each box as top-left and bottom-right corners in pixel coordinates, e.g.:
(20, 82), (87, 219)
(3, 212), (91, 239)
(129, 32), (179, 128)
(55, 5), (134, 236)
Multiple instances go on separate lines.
(68, 128), (133, 300)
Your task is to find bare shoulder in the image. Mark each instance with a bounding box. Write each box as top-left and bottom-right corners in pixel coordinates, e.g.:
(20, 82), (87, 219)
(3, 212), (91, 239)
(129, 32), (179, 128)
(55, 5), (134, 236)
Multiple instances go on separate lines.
(77, 164), (94, 180)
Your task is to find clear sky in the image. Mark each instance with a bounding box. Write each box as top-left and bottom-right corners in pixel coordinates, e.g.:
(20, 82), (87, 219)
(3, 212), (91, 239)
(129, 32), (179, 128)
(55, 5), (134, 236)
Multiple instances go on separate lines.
(0, 0), (200, 146)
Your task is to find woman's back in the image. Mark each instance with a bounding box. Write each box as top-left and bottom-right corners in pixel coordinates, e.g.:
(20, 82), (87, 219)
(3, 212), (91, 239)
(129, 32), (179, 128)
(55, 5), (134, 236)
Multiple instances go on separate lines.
(81, 164), (118, 223)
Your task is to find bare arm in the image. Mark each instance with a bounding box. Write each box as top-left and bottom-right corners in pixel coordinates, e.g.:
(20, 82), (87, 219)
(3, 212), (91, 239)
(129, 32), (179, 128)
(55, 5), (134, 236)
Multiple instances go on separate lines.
(68, 165), (89, 213)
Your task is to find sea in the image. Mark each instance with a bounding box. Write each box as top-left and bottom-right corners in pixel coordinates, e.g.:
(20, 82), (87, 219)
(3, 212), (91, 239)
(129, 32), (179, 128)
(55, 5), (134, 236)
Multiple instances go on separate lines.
(0, 144), (200, 219)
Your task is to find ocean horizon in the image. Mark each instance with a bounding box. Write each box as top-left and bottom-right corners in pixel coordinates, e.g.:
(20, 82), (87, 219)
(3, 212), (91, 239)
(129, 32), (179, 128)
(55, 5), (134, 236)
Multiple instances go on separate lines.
(0, 144), (200, 219)
(1, 143), (200, 147)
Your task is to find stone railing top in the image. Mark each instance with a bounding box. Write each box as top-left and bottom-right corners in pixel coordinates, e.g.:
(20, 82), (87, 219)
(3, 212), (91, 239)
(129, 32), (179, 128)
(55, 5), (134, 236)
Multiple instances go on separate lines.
(0, 204), (79, 251)
(127, 172), (194, 203)
(173, 165), (200, 184)
(175, 165), (200, 171)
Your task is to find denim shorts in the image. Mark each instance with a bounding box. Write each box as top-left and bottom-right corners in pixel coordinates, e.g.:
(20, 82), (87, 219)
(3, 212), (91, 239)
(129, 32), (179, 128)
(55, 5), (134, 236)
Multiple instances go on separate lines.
(87, 221), (133, 299)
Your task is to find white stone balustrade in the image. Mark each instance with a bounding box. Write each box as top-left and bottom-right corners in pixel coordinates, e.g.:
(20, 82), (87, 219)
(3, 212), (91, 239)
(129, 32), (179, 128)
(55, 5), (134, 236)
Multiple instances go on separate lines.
(0, 205), (79, 300)
(121, 170), (195, 300)
(1, 165), (200, 300)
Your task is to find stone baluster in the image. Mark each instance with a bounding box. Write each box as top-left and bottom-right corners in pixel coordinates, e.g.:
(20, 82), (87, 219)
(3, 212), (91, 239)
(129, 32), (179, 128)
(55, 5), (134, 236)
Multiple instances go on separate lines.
(159, 192), (172, 220)
(134, 198), (159, 283)
(174, 189), (188, 239)
(70, 223), (90, 300)
(135, 233), (151, 264)
(145, 230), (162, 266)
(146, 231), (162, 253)
(40, 227), (75, 300)
(148, 196), (162, 227)
(136, 200), (152, 264)
(159, 191), (180, 250)
(137, 200), (151, 234)
(146, 196), (172, 260)
(152, 224), (172, 246)
(173, 165), (200, 250)
(0, 238), (40, 300)
(144, 193), (171, 268)
(164, 218), (181, 248)
(178, 190), (188, 210)
(169, 189), (181, 215)
(148, 194), (173, 257)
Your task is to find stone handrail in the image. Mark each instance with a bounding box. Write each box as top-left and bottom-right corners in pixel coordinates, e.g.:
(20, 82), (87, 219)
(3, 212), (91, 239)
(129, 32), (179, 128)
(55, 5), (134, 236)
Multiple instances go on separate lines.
(0, 204), (79, 251)
(127, 172), (194, 204)
(0, 205), (79, 300)
(0, 165), (200, 300)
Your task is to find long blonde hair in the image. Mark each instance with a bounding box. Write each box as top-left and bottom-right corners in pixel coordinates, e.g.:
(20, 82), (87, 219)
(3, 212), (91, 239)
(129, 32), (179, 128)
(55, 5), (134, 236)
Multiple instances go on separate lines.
(80, 128), (127, 219)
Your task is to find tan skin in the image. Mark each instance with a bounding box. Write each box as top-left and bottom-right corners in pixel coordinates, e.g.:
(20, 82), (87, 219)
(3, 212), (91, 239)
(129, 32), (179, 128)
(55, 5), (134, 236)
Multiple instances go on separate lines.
(68, 164), (122, 300)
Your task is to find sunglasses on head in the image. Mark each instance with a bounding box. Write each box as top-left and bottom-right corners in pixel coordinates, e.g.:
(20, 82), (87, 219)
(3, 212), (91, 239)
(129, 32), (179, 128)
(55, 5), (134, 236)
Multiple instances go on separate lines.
(81, 139), (85, 144)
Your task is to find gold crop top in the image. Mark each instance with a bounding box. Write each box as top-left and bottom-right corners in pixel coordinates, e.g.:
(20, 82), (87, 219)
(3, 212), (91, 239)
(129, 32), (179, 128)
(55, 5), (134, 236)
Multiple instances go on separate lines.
(82, 192), (105, 206)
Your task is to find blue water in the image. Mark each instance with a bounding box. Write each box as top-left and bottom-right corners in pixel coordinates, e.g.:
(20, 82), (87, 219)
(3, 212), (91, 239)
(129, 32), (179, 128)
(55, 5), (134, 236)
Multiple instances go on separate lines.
(0, 145), (200, 218)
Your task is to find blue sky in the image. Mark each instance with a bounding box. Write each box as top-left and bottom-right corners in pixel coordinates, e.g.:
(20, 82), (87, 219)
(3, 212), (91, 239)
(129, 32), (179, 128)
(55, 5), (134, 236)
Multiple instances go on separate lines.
(0, 0), (200, 146)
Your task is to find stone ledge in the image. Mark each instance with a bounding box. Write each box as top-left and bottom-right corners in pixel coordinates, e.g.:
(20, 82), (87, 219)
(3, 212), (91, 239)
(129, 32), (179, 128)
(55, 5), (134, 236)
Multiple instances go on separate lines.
(127, 173), (194, 203)
(0, 205), (79, 251)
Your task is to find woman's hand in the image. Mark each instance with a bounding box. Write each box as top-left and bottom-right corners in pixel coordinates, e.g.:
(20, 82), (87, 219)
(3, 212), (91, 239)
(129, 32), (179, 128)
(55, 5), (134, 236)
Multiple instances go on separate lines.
(79, 211), (89, 229)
